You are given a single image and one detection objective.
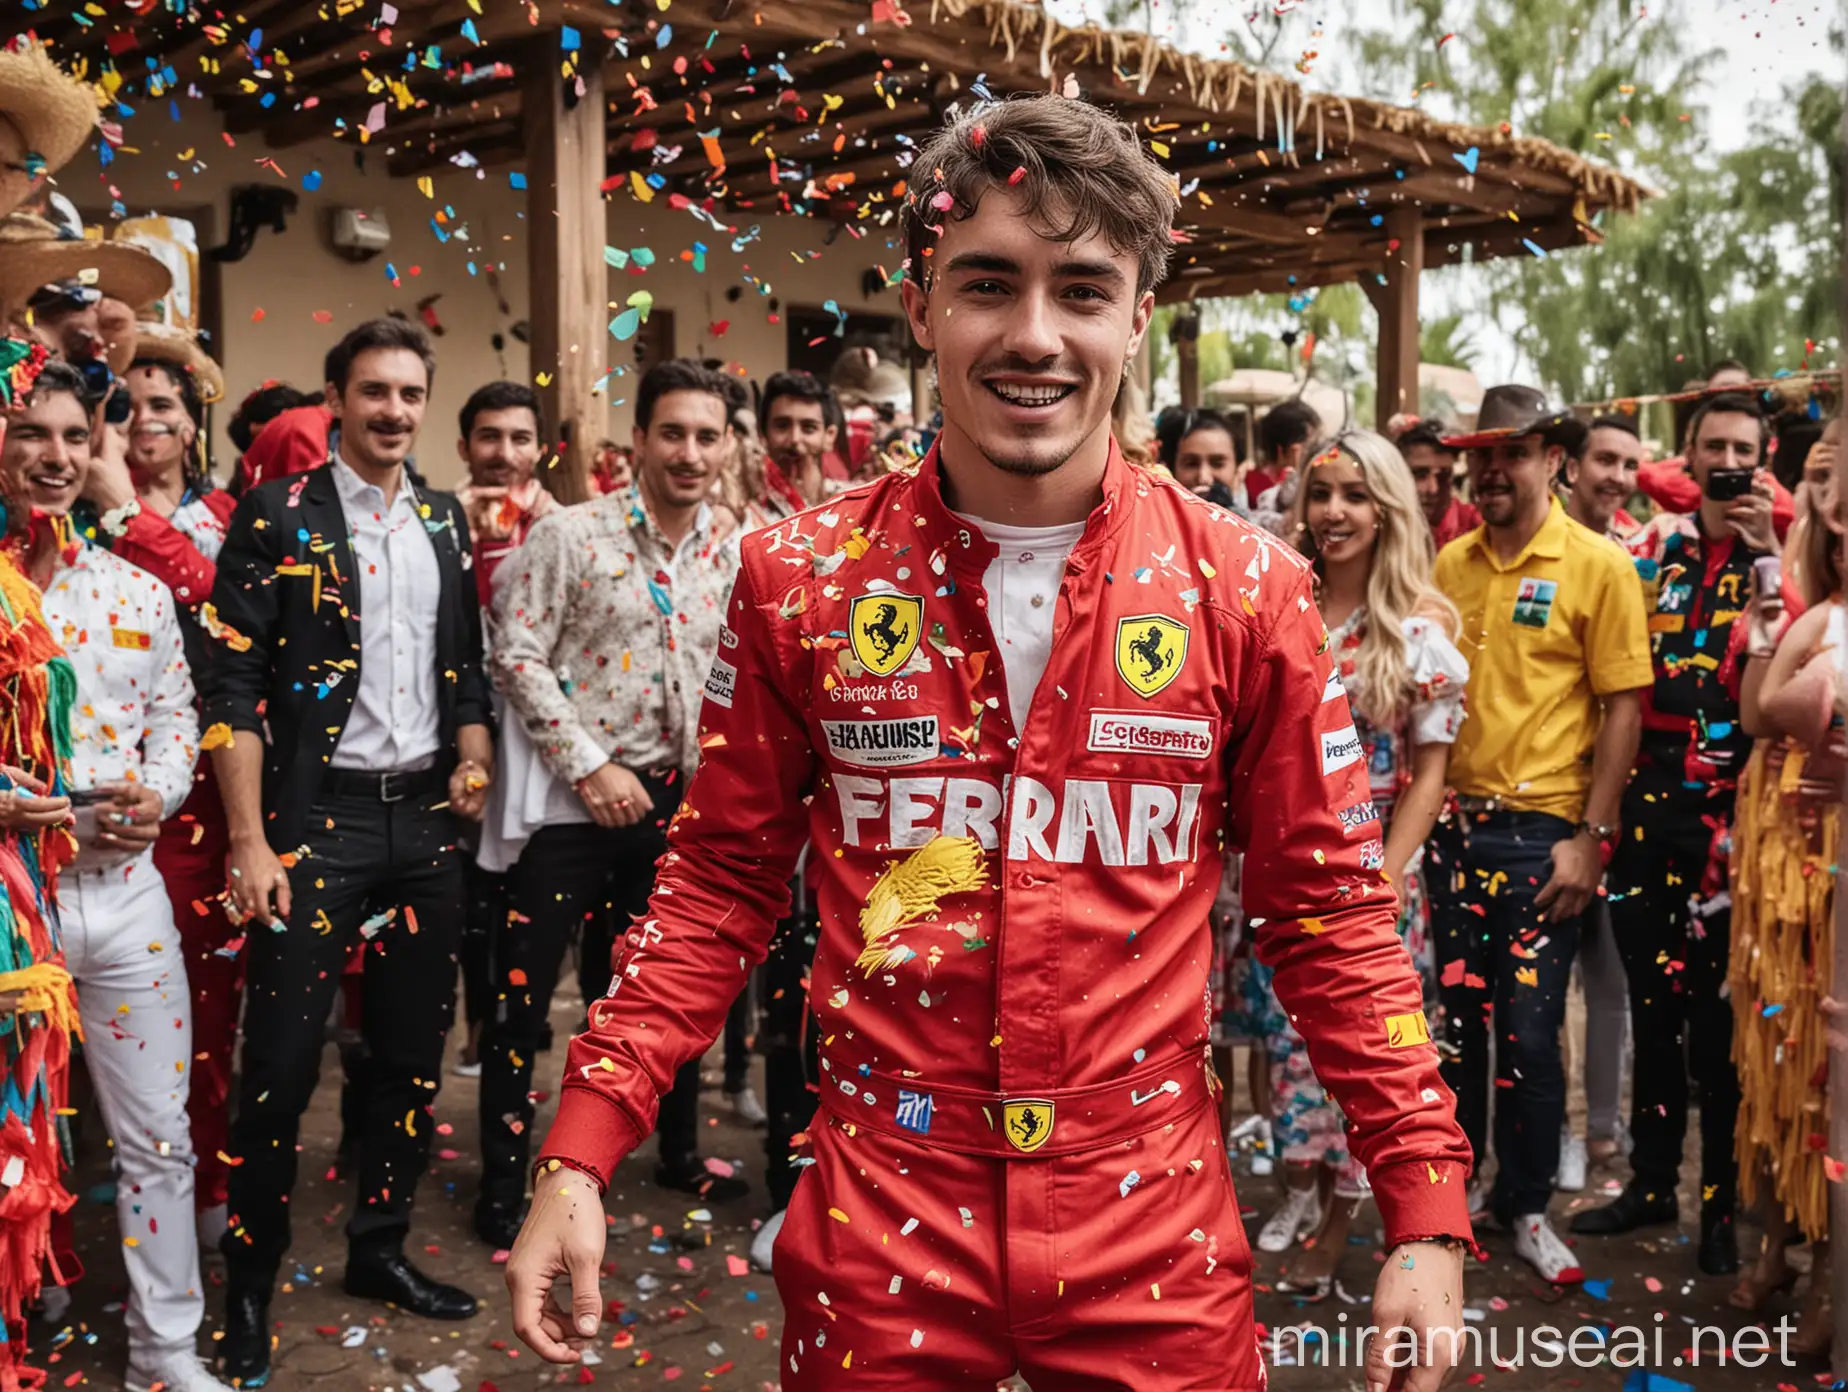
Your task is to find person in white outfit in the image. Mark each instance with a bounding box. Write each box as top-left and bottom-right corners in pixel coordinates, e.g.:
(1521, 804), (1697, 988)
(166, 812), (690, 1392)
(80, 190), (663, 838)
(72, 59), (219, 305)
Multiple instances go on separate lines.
(0, 361), (228, 1392)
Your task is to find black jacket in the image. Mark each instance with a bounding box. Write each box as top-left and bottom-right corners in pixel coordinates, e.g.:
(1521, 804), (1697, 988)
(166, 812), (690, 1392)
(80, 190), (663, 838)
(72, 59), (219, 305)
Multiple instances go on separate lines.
(200, 460), (491, 851)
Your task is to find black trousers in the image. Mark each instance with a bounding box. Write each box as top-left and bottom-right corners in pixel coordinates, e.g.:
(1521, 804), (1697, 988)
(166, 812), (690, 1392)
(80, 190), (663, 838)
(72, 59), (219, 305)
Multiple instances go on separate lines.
(224, 785), (463, 1284)
(761, 868), (819, 1212)
(1430, 810), (1582, 1220)
(460, 857), (504, 1029)
(478, 774), (706, 1209)
(1608, 764), (1740, 1212)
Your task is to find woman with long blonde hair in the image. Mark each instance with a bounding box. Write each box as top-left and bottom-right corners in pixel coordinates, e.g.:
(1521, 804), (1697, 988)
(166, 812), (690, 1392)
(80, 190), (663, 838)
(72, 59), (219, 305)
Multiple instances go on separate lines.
(1241, 429), (1468, 1297)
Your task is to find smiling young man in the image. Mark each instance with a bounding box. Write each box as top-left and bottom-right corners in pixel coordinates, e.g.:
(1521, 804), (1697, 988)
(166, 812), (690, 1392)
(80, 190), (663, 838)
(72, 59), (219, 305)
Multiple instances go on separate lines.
(1, 363), (227, 1392)
(1431, 385), (1651, 1285)
(472, 358), (746, 1247)
(749, 369), (839, 529)
(202, 318), (494, 1386)
(453, 380), (557, 605)
(1561, 414), (1643, 539)
(507, 97), (1472, 1391)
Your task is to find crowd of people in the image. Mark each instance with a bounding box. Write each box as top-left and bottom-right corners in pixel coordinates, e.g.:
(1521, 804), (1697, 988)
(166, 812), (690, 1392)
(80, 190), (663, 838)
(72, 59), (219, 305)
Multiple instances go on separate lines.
(0, 36), (1842, 1392)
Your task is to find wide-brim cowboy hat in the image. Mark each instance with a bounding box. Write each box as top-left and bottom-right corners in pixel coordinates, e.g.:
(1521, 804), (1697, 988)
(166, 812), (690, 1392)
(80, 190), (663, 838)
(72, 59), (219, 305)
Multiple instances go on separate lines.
(1443, 383), (1574, 450)
(0, 41), (98, 217)
(131, 319), (225, 405)
(0, 211), (171, 314)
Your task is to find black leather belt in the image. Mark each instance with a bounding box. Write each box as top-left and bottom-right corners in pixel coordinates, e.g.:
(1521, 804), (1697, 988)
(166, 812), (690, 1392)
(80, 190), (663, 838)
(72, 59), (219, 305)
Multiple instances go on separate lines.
(321, 765), (445, 803)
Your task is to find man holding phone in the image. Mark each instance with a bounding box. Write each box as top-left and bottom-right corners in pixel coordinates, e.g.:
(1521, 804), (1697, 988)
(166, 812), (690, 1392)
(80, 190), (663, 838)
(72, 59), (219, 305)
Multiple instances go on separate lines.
(1569, 392), (1775, 1275)
(0, 361), (227, 1392)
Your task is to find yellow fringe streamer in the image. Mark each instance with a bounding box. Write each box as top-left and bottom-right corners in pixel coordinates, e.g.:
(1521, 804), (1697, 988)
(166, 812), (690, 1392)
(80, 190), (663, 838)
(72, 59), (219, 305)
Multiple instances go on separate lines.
(0, 960), (83, 1042)
(857, 835), (989, 977)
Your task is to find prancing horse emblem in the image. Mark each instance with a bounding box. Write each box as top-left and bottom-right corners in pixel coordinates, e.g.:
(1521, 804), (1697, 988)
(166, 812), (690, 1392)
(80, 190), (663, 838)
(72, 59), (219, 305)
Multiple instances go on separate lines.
(848, 591), (923, 677)
(1002, 1098), (1055, 1153)
(1114, 614), (1189, 698)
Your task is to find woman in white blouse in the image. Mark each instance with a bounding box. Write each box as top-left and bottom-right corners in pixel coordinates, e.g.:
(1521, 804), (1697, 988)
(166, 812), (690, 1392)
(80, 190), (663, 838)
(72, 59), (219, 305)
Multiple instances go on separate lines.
(1241, 428), (1471, 1297)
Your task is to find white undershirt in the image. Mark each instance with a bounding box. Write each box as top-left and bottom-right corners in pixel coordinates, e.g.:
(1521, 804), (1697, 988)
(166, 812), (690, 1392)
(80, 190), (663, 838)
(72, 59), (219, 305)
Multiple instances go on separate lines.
(955, 513), (1088, 733)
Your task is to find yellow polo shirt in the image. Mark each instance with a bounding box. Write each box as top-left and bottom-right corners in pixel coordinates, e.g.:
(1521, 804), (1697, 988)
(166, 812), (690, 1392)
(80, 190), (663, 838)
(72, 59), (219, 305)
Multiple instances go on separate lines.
(1434, 497), (1653, 823)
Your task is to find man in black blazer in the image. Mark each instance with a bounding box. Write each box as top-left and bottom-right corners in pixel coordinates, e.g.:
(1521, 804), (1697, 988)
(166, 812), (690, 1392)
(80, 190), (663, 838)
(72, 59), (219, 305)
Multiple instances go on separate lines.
(201, 317), (495, 1386)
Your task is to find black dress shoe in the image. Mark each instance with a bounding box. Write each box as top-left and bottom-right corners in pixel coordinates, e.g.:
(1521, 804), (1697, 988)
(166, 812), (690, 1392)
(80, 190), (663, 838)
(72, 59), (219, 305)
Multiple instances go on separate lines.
(1567, 1182), (1679, 1235)
(655, 1159), (750, 1204)
(219, 1284), (272, 1388)
(1699, 1207), (1740, 1275)
(473, 1197), (528, 1250)
(344, 1251), (480, 1319)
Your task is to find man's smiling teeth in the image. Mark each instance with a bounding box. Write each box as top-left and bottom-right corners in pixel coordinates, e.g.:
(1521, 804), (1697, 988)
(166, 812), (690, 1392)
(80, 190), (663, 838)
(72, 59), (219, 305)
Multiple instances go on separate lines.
(988, 381), (1075, 406)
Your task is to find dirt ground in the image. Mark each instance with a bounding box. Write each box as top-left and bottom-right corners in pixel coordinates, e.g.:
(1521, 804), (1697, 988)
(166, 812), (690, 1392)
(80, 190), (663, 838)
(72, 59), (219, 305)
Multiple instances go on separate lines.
(34, 981), (1845, 1392)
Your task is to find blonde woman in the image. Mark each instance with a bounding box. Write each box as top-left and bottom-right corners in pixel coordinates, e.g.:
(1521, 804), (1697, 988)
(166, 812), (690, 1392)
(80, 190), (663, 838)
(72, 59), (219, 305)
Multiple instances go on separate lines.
(1244, 430), (1469, 1296)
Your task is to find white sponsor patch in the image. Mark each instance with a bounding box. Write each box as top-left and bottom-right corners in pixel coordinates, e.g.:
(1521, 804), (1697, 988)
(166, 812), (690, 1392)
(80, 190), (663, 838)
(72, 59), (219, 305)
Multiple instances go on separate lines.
(719, 623), (740, 650)
(1322, 666), (1347, 704)
(1320, 724), (1363, 774)
(704, 655), (738, 708)
(1086, 711), (1214, 760)
(822, 716), (941, 768)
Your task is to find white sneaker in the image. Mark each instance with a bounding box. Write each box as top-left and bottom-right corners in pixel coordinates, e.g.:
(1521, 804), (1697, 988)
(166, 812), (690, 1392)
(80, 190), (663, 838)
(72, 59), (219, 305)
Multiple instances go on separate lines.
(127, 1354), (237, 1392)
(197, 1202), (229, 1251)
(1246, 1117), (1276, 1176)
(1256, 1185), (1324, 1254)
(1512, 1213), (1585, 1285)
(1556, 1129), (1587, 1192)
(750, 1207), (786, 1272)
(727, 1086), (768, 1126)
(452, 1059), (483, 1079)
(35, 1284), (71, 1324)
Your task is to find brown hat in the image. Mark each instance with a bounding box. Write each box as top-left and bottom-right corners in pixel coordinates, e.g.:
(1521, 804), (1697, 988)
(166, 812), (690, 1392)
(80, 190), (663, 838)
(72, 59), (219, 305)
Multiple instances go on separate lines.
(0, 41), (99, 218)
(1443, 383), (1572, 450)
(0, 211), (172, 315)
(131, 320), (225, 405)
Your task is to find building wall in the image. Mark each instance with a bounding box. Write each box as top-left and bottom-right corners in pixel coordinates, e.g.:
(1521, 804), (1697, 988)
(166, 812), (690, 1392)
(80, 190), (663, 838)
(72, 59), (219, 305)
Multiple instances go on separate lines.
(96, 104), (906, 487)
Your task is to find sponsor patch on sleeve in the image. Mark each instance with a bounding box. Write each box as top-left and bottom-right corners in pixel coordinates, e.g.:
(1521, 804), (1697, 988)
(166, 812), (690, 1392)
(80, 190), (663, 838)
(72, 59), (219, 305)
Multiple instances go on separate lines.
(112, 627), (152, 650)
(1086, 711), (1214, 760)
(704, 655), (738, 709)
(821, 716), (940, 768)
(1320, 724), (1363, 775)
(1385, 1010), (1431, 1049)
(1336, 800), (1380, 833)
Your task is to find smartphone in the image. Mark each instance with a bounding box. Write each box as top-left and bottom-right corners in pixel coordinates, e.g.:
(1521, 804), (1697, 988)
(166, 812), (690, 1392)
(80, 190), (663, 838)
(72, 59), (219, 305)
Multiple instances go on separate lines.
(1705, 467), (1755, 501)
(66, 787), (110, 806)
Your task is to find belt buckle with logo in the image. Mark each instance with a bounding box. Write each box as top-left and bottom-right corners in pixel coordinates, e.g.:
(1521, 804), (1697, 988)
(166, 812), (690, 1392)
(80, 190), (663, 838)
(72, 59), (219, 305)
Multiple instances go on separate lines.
(1002, 1097), (1055, 1153)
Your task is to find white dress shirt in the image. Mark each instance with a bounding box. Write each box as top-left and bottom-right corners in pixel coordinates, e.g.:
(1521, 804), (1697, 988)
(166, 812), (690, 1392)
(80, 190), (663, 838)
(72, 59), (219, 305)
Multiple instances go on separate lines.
(329, 455), (443, 772)
(41, 541), (199, 819)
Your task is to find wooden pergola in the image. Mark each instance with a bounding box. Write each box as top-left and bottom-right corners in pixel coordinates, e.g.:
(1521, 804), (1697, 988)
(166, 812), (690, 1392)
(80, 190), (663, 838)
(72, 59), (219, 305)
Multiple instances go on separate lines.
(37, 0), (1650, 489)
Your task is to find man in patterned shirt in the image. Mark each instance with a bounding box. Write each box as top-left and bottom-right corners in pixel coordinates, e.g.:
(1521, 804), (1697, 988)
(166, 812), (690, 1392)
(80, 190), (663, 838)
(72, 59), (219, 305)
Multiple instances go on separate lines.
(472, 358), (744, 1248)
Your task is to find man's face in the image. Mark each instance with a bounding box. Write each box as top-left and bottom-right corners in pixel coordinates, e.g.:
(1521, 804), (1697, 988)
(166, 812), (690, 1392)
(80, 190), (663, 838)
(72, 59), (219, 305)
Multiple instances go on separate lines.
(1686, 410), (1761, 491)
(632, 390), (728, 512)
(764, 396), (835, 470)
(1708, 365), (1752, 390)
(460, 405), (541, 489)
(1173, 427), (1235, 495)
(900, 186), (1152, 478)
(0, 387), (90, 515)
(0, 115), (42, 233)
(1565, 426), (1641, 533)
(1402, 442), (1456, 525)
(1467, 435), (1559, 529)
(125, 364), (194, 479)
(327, 346), (428, 471)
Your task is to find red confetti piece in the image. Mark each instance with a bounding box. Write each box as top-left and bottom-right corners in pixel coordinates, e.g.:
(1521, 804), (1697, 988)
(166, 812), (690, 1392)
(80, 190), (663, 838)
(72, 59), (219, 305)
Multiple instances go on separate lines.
(1007, 166), (1027, 185)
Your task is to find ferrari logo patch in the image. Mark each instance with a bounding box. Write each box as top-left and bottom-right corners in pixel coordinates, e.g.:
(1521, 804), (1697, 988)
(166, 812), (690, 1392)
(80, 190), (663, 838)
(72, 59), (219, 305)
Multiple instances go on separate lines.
(1385, 1010), (1432, 1049)
(1114, 614), (1188, 698)
(848, 592), (922, 677)
(1003, 1098), (1055, 1153)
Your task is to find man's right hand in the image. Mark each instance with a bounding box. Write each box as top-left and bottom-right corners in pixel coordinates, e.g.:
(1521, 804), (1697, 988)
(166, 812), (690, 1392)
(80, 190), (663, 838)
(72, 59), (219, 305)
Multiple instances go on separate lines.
(83, 389), (137, 511)
(508, 1164), (607, 1363)
(574, 762), (653, 829)
(226, 832), (290, 925)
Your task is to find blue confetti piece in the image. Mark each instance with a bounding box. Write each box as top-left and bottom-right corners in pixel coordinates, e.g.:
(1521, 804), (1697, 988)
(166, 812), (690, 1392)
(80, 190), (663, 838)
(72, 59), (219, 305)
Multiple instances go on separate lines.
(1622, 1372), (1694, 1392)
(431, 219), (450, 244)
(561, 25), (580, 50)
(384, 261), (399, 282)
(1582, 1278), (1611, 1300)
(248, 27), (262, 51)
(1453, 145), (1480, 174)
(609, 308), (641, 341)
(467, 261), (478, 276)
(260, 92), (275, 108)
(509, 171), (527, 190)
(645, 172), (666, 189)
(1763, 1002), (1786, 1016)
(631, 246), (656, 267)
(1523, 238), (1549, 258)
(460, 17), (479, 43)
(656, 24), (673, 46)
(302, 169), (322, 191)
(647, 578), (673, 614)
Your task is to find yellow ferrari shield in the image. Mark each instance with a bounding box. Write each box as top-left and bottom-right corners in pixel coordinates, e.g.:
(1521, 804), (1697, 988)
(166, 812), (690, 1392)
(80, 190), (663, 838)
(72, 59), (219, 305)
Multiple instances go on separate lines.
(1114, 614), (1189, 698)
(1003, 1098), (1055, 1153)
(849, 592), (922, 677)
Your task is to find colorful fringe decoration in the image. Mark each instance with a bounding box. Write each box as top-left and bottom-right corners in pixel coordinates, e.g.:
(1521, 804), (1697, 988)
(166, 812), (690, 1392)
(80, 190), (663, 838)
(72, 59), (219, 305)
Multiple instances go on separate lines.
(1731, 739), (1837, 1240)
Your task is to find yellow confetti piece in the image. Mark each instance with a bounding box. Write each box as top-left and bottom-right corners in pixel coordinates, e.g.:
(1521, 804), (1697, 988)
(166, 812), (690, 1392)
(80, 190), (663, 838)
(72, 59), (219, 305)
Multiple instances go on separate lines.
(1299, 917), (1327, 936)
(200, 722), (235, 751)
(1151, 1282), (1161, 1299)
(630, 169), (655, 203)
(1514, 966), (1539, 988)
(828, 1207), (850, 1223)
(124, 1237), (140, 1248)
(1198, 559), (1216, 578)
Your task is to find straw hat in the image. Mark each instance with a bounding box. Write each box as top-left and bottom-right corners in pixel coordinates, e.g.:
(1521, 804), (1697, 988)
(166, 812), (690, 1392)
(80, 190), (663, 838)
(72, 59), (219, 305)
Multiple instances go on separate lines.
(131, 320), (224, 405)
(0, 211), (172, 314)
(0, 41), (99, 218)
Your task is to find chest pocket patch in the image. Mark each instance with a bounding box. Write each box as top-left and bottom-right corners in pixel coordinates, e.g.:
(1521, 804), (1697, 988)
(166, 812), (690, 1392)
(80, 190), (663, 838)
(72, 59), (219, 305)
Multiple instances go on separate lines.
(112, 627), (151, 650)
(1511, 578), (1558, 630)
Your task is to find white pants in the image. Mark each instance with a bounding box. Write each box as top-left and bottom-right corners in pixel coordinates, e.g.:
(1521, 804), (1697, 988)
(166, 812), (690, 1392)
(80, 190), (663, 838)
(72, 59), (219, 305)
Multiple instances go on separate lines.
(60, 851), (204, 1364)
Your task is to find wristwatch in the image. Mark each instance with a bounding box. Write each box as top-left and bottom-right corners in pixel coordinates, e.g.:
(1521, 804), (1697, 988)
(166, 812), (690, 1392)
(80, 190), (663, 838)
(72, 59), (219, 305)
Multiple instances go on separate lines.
(1577, 820), (1619, 842)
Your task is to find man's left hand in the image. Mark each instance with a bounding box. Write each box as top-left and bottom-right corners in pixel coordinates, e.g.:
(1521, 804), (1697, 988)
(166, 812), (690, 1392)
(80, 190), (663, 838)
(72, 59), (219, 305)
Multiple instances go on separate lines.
(1367, 1242), (1466, 1392)
(450, 759), (491, 820)
(92, 781), (163, 853)
(1726, 476), (1778, 553)
(1535, 829), (1600, 921)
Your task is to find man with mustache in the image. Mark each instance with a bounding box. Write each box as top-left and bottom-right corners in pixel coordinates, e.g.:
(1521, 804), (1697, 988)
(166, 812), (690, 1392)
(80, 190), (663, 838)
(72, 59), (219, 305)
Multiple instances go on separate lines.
(473, 359), (745, 1249)
(748, 369), (837, 530)
(0, 361), (229, 1392)
(201, 318), (494, 1387)
(1432, 384), (1651, 1284)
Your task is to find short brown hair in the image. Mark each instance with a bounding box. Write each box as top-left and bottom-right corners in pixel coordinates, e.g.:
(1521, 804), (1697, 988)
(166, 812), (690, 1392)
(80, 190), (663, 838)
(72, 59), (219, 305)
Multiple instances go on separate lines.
(903, 94), (1177, 298)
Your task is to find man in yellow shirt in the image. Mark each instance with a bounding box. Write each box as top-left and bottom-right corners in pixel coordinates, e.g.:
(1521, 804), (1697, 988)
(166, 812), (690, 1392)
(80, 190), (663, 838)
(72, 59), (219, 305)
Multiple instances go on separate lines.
(1431, 384), (1651, 1286)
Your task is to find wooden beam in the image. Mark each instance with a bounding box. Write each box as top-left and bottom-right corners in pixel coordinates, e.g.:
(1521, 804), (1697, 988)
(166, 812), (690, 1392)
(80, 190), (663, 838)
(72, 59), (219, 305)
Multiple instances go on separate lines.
(524, 31), (607, 504)
(1373, 202), (1423, 430)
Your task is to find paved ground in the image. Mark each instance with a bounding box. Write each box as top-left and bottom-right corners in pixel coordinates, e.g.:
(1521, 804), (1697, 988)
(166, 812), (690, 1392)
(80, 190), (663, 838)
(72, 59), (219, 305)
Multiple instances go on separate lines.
(32, 980), (1845, 1391)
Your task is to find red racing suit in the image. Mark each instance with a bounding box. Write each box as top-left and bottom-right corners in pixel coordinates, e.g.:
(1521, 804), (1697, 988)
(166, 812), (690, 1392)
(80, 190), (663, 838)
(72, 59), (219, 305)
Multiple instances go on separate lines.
(539, 442), (1472, 1388)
